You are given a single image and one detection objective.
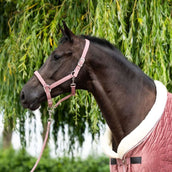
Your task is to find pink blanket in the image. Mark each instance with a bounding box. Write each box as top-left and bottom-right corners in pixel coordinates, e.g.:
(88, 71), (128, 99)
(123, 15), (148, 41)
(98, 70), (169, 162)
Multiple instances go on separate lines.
(110, 92), (172, 172)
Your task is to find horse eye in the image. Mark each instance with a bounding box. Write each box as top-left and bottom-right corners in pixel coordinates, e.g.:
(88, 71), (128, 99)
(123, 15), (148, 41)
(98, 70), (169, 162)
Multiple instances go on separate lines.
(66, 51), (72, 56)
(53, 51), (72, 60)
(54, 54), (61, 60)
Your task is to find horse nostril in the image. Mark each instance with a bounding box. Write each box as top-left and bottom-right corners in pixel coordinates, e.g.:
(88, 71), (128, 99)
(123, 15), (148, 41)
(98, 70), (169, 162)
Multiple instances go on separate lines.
(20, 91), (25, 101)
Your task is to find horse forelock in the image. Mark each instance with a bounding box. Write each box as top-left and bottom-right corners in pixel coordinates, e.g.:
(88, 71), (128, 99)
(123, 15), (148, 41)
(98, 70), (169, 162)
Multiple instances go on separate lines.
(58, 36), (70, 44)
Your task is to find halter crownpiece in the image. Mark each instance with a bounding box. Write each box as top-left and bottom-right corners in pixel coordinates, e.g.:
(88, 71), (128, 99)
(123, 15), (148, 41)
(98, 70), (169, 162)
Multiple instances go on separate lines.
(34, 39), (90, 108)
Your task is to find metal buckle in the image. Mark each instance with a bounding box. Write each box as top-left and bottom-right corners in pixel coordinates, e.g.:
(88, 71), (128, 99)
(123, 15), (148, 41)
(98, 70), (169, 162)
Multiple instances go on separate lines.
(72, 77), (75, 85)
(71, 71), (76, 86)
(78, 57), (85, 67)
(71, 71), (75, 76)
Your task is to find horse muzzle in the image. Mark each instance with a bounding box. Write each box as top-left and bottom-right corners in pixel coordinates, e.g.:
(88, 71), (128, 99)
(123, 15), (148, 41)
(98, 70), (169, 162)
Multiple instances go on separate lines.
(20, 86), (42, 110)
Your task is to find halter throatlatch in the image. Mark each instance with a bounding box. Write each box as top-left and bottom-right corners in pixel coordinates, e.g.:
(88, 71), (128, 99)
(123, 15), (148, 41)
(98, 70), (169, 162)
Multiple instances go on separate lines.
(30, 39), (90, 172)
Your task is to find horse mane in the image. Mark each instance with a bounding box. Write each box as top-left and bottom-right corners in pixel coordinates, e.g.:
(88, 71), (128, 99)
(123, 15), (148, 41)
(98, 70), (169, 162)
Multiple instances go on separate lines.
(81, 35), (116, 50)
(81, 35), (125, 56)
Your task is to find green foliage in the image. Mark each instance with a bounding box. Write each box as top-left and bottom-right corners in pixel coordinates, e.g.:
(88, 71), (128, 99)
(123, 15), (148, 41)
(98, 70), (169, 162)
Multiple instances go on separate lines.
(0, 147), (109, 172)
(0, 0), (103, 149)
(0, 0), (172, 150)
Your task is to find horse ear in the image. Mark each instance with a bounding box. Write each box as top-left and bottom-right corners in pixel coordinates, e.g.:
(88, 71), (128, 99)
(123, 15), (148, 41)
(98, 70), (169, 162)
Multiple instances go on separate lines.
(62, 21), (75, 42)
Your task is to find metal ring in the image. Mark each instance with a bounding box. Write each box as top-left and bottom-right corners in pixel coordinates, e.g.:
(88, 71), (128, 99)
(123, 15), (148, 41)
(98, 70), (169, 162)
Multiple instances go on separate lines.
(71, 71), (75, 76)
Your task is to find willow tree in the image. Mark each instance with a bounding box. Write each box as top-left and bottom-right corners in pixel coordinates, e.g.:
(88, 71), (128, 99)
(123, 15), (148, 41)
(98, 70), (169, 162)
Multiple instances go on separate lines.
(0, 0), (172, 152)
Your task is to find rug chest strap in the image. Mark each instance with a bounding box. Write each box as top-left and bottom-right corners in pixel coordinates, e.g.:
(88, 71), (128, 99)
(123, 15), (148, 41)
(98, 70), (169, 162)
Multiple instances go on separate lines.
(111, 157), (142, 165)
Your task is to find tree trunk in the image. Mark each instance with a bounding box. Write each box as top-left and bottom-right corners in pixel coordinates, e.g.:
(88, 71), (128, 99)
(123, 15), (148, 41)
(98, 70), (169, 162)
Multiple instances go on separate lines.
(3, 126), (12, 149)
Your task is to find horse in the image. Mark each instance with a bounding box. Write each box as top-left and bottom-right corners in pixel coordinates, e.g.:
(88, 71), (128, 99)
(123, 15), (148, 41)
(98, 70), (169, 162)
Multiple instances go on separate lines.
(20, 22), (172, 171)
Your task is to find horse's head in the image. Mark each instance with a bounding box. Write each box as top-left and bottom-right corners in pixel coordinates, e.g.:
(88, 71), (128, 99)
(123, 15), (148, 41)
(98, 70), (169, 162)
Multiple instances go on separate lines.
(20, 22), (89, 110)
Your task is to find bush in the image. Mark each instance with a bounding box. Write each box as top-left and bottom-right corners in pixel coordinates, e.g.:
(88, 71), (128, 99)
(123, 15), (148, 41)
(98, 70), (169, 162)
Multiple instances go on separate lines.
(0, 147), (109, 172)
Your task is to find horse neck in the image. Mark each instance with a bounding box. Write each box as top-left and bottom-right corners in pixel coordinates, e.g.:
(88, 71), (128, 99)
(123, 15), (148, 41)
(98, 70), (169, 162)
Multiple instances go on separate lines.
(86, 43), (156, 149)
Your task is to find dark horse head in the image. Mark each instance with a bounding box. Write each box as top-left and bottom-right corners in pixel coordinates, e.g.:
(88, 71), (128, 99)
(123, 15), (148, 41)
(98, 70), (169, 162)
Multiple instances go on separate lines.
(20, 22), (156, 151)
(20, 22), (90, 110)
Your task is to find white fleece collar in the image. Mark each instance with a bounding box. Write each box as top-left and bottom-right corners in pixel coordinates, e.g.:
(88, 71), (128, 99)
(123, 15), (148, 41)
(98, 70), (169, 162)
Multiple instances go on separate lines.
(101, 81), (167, 159)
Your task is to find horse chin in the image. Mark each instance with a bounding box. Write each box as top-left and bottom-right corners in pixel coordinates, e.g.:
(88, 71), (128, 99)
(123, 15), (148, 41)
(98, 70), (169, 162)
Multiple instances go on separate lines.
(21, 98), (41, 111)
(28, 103), (41, 111)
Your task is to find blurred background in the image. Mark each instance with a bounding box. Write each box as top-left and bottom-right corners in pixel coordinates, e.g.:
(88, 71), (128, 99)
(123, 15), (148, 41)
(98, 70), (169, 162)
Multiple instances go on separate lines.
(0, 0), (172, 171)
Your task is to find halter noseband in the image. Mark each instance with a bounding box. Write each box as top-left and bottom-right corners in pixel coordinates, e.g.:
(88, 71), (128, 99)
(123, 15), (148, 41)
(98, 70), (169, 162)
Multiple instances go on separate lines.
(34, 39), (90, 108)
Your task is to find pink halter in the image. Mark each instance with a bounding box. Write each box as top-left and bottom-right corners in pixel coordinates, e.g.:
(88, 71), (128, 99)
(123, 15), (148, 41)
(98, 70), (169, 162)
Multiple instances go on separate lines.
(30, 39), (90, 172)
(34, 39), (90, 108)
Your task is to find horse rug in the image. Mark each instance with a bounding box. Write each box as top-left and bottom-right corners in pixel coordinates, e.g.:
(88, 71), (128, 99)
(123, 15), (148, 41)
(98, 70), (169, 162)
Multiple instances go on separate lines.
(101, 81), (172, 172)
